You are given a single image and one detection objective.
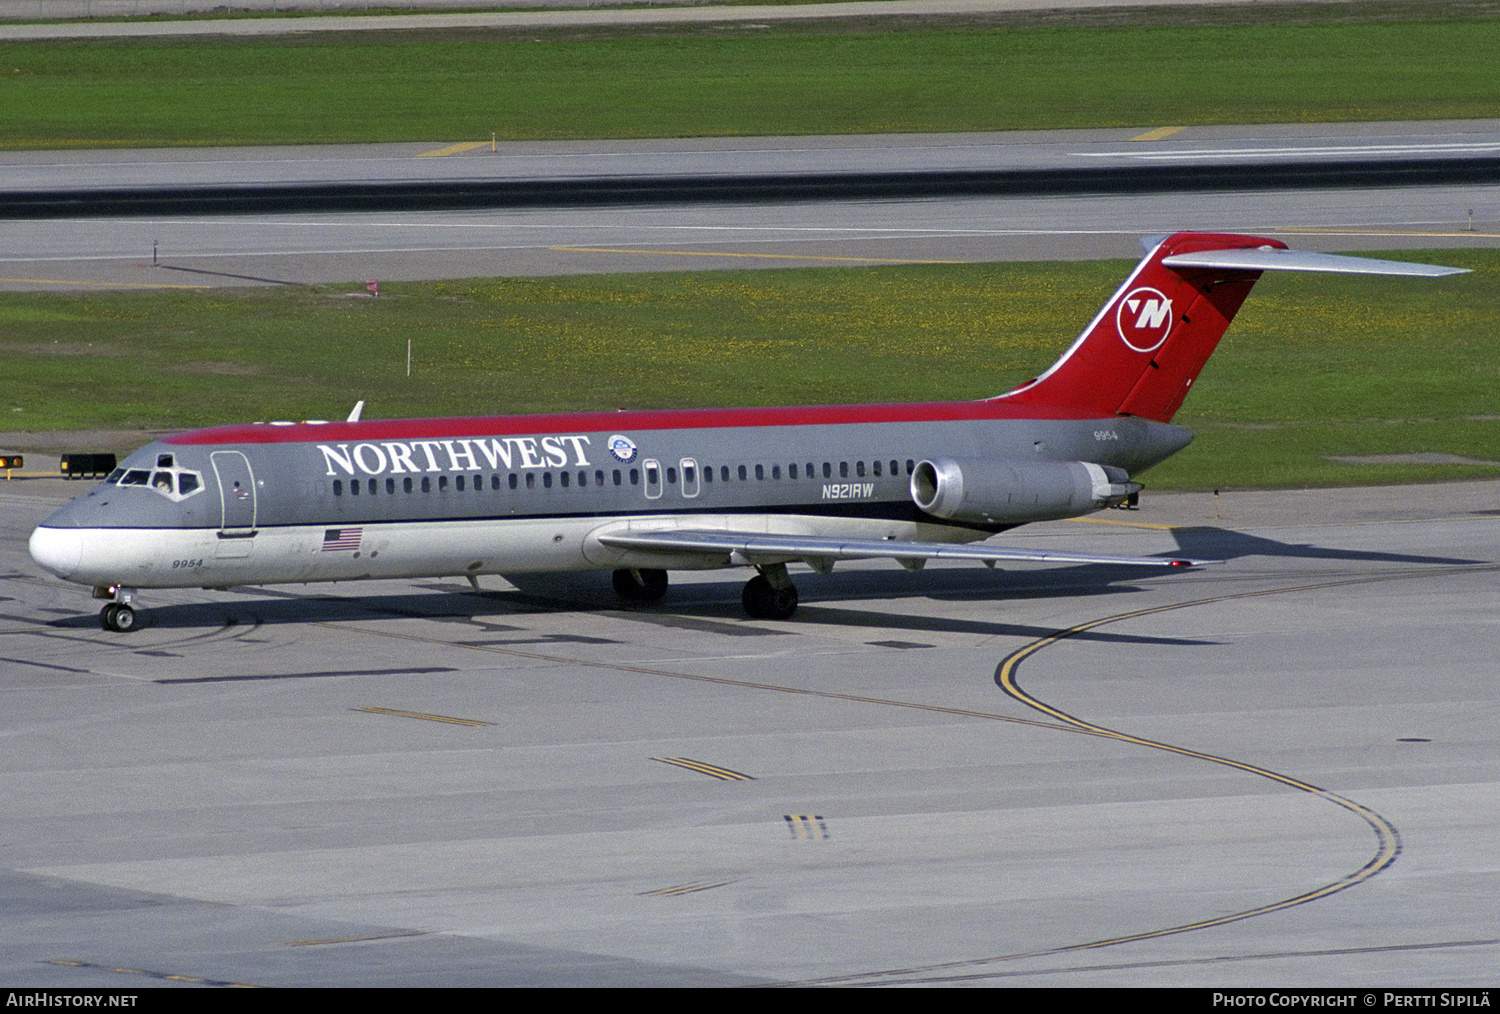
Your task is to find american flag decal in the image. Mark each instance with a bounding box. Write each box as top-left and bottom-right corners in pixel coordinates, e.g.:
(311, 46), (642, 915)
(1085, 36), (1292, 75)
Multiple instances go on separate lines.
(322, 528), (362, 552)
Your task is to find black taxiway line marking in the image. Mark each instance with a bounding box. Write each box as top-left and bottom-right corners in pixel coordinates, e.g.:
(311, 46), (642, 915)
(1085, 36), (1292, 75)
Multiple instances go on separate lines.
(156, 666), (458, 683)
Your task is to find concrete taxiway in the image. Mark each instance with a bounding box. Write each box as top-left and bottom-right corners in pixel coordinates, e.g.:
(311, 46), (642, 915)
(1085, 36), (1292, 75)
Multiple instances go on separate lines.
(2, 476), (1497, 986)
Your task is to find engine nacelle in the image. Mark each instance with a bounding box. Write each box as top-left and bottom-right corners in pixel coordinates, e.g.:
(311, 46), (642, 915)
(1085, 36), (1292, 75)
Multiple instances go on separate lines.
(910, 457), (1142, 525)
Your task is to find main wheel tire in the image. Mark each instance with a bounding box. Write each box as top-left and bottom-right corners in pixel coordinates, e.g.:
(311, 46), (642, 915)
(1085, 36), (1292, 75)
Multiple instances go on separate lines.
(612, 567), (668, 602)
(100, 603), (136, 632)
(742, 575), (798, 620)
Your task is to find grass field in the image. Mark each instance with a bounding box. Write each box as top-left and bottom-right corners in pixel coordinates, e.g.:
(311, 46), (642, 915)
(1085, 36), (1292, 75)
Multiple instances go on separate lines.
(5, 10), (1500, 146)
(2, 252), (1495, 489)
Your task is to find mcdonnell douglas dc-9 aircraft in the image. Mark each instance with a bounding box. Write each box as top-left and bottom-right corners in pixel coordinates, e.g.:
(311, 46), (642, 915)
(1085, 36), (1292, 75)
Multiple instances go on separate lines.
(30, 233), (1466, 631)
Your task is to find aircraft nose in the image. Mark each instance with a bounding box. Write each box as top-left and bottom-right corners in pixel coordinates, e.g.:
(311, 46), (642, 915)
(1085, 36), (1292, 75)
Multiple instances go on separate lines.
(29, 526), (82, 579)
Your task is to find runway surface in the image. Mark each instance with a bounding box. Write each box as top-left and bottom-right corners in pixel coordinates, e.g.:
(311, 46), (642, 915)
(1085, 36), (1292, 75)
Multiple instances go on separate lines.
(3, 122), (1499, 290)
(3, 478), (1498, 987)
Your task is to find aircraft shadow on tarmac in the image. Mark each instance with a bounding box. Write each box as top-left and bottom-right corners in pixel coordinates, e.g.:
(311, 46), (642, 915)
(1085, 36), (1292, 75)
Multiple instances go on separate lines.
(1166, 525), (1484, 567)
(39, 529), (1477, 645)
(43, 562), (1217, 650)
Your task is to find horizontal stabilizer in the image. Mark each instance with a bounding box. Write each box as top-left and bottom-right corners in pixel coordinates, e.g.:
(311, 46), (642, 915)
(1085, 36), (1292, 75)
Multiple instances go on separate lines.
(598, 529), (1218, 569)
(1162, 248), (1469, 277)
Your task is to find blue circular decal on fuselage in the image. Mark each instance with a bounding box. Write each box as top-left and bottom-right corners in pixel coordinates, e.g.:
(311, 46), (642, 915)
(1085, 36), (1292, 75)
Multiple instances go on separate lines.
(607, 434), (638, 463)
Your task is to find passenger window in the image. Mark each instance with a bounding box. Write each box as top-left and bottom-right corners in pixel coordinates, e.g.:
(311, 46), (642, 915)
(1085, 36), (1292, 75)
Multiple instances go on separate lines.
(822, 462), (831, 479)
(789, 463), (798, 480)
(333, 480), (343, 496)
(456, 475), (466, 492)
(856, 461), (865, 478)
(737, 465), (747, 481)
(755, 464), (764, 480)
(509, 474), (518, 490)
(526, 473), (535, 489)
(560, 471), (569, 488)
(721, 466), (730, 482)
(643, 459), (662, 500)
(595, 470), (604, 486)
(613, 469), (622, 486)
(666, 467), (677, 485)
(542, 472), (552, 489)
(404, 477), (413, 494)
(422, 476), (431, 493)
(630, 468), (639, 485)
(840, 461), (849, 478)
(386, 478), (396, 494)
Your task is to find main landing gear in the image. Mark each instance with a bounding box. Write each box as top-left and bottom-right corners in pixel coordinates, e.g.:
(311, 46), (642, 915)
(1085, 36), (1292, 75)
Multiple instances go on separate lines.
(612, 564), (800, 620)
(741, 563), (798, 620)
(95, 586), (138, 632)
(612, 568), (669, 602)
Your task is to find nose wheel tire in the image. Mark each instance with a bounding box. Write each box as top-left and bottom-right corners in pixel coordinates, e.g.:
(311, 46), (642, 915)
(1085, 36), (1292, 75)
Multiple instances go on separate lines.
(100, 602), (137, 632)
(742, 575), (798, 620)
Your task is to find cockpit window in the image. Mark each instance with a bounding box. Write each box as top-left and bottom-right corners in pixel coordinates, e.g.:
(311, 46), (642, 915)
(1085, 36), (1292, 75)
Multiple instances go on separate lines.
(113, 460), (204, 502)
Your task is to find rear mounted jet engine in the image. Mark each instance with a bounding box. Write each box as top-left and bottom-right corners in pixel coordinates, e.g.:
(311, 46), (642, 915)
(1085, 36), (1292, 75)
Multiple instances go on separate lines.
(910, 457), (1142, 525)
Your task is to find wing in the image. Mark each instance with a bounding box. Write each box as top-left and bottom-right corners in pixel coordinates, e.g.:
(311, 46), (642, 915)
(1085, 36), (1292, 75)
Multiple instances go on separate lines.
(596, 529), (1216, 572)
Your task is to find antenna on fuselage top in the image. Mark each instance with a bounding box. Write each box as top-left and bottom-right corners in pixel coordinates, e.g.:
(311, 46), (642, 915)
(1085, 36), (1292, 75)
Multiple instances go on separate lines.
(347, 400), (365, 423)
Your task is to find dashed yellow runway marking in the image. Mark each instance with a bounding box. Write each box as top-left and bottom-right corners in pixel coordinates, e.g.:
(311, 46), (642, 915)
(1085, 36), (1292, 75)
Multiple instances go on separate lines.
(418, 141), (490, 157)
(353, 706), (492, 727)
(1131, 125), (1186, 141)
(47, 958), (257, 987)
(550, 246), (962, 264)
(652, 756), (755, 780)
(1068, 514), (1181, 531)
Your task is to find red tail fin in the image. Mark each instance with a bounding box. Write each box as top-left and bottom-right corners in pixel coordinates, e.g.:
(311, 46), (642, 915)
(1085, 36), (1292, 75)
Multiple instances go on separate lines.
(996, 232), (1283, 423)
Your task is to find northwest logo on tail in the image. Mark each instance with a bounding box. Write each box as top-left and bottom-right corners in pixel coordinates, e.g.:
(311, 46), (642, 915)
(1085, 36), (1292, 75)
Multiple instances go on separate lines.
(1117, 286), (1173, 352)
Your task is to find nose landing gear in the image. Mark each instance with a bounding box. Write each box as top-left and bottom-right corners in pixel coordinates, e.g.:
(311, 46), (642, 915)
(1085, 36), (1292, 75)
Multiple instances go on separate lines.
(94, 586), (138, 632)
